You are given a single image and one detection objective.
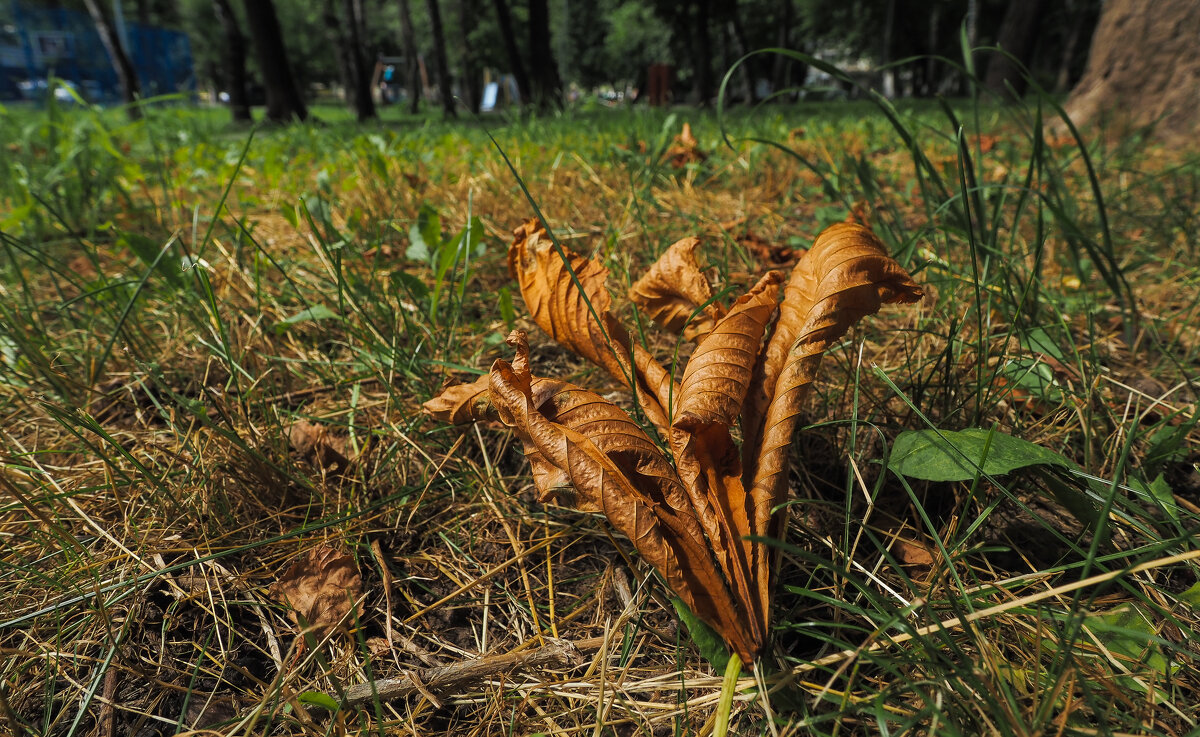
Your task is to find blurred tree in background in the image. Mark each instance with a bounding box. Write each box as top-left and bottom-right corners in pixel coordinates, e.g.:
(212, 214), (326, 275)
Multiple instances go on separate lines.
(110, 0), (1107, 118)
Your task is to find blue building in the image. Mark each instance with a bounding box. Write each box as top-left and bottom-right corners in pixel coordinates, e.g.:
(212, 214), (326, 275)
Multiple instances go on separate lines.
(1, 1), (194, 103)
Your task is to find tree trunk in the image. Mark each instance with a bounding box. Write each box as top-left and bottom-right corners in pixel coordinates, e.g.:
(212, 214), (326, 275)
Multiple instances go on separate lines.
(395, 0), (421, 114)
(984, 0), (1045, 100)
(527, 0), (561, 109)
(211, 0), (251, 122)
(491, 0), (531, 105)
(456, 0), (482, 113)
(726, 0), (755, 103)
(81, 0), (142, 119)
(1063, 0), (1200, 142)
(425, 0), (456, 117)
(692, 0), (713, 105)
(769, 0), (804, 98)
(241, 0), (307, 122)
(1054, 0), (1092, 93)
(343, 0), (377, 120)
(880, 0), (895, 98)
(323, 0), (355, 101)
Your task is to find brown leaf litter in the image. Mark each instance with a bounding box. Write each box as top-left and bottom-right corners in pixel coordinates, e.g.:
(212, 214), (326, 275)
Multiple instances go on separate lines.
(426, 216), (923, 662)
(272, 543), (363, 637)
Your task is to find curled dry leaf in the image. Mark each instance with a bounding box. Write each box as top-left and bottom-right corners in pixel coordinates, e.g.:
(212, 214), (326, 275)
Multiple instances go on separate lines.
(489, 332), (755, 657)
(508, 219), (670, 430)
(665, 122), (706, 167)
(426, 217), (922, 663)
(629, 237), (725, 342)
(288, 420), (354, 474)
(273, 544), (363, 637)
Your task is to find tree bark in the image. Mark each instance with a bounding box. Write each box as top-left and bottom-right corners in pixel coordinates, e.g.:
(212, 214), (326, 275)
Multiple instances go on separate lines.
(211, 0), (251, 122)
(241, 0), (307, 122)
(1054, 0), (1093, 93)
(984, 0), (1045, 100)
(456, 0), (483, 113)
(396, 0), (422, 114)
(769, 0), (804, 98)
(81, 0), (142, 119)
(528, 0), (561, 109)
(491, 0), (531, 105)
(425, 0), (456, 117)
(725, 0), (755, 103)
(691, 0), (713, 105)
(323, 0), (355, 101)
(1063, 0), (1200, 142)
(343, 0), (377, 120)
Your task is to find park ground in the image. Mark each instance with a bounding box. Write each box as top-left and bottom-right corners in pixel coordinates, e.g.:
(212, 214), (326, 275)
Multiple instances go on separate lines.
(2, 97), (1200, 735)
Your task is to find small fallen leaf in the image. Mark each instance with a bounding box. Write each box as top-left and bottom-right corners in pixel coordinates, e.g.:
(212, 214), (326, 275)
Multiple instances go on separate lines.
(273, 544), (362, 637)
(665, 122), (706, 167)
(893, 538), (935, 569)
(288, 420), (354, 474)
(737, 231), (798, 268)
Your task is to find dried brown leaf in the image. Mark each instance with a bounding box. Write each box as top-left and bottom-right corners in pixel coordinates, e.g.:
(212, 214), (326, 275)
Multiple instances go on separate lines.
(629, 237), (725, 341)
(748, 222), (923, 615)
(674, 271), (781, 429)
(273, 544), (362, 636)
(508, 219), (671, 430)
(422, 375), (495, 424)
(738, 231), (798, 268)
(489, 331), (755, 660)
(662, 272), (782, 647)
(288, 421), (353, 474)
(665, 122), (706, 167)
(426, 217), (922, 665)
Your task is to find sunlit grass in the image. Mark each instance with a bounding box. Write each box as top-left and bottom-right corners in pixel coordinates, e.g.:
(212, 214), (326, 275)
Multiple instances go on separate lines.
(1, 83), (1198, 735)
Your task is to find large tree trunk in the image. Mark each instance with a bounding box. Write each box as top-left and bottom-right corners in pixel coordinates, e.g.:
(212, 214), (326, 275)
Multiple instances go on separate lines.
(769, 0), (804, 98)
(396, 0), (421, 114)
(1064, 0), (1200, 142)
(725, 0), (755, 103)
(456, 0), (482, 114)
(322, 0), (356, 102)
(1054, 0), (1096, 93)
(241, 0), (308, 122)
(81, 0), (142, 119)
(425, 0), (456, 117)
(491, 0), (531, 105)
(527, 0), (561, 109)
(691, 0), (713, 105)
(343, 0), (377, 120)
(211, 0), (251, 122)
(984, 0), (1045, 100)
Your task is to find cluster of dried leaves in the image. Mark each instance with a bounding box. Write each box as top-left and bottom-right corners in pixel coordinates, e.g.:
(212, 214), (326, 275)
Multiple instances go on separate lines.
(424, 218), (922, 661)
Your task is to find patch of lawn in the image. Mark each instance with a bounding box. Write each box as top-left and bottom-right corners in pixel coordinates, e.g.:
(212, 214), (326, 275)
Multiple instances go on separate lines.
(1, 85), (1198, 735)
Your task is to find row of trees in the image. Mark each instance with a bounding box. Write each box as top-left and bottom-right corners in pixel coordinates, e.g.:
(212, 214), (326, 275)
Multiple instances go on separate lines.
(82, 0), (1105, 124)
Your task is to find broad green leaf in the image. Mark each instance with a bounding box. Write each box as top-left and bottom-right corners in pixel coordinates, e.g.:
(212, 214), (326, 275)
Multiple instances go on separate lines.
(391, 270), (430, 301)
(1020, 325), (1067, 362)
(280, 201), (299, 229)
(407, 204), (442, 264)
(1143, 412), (1199, 476)
(1175, 582), (1200, 610)
(889, 428), (1075, 482)
(498, 287), (515, 329)
(1128, 473), (1178, 522)
(274, 305), (341, 334)
(296, 690), (340, 711)
(1085, 604), (1174, 687)
(120, 233), (185, 290)
(1001, 357), (1064, 404)
(672, 596), (730, 675)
